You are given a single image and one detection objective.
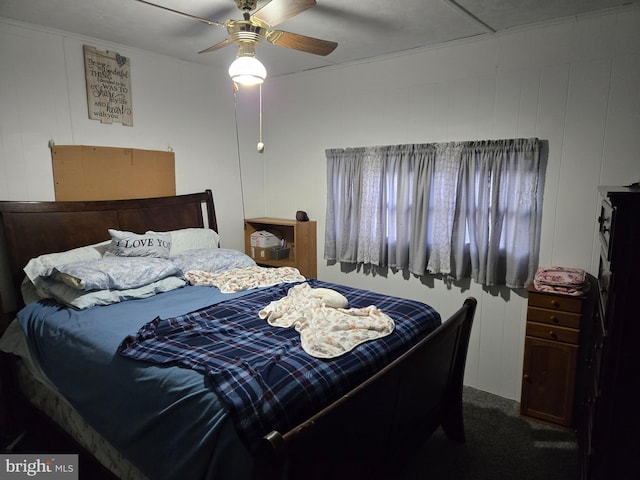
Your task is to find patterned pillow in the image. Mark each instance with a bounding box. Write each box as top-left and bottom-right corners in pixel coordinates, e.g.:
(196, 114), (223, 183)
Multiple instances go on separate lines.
(170, 248), (256, 274)
(52, 257), (183, 291)
(38, 276), (186, 310)
(147, 228), (220, 255)
(107, 229), (171, 258)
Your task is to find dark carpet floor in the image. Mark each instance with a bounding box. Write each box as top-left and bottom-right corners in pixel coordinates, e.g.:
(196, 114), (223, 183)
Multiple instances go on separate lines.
(2, 386), (579, 480)
(402, 386), (580, 480)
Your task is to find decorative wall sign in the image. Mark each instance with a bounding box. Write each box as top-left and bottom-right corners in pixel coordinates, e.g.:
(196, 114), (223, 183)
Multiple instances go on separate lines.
(83, 45), (133, 126)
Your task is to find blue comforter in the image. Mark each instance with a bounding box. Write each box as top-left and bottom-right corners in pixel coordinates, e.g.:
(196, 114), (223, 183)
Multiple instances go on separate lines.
(17, 285), (255, 480)
(17, 280), (441, 480)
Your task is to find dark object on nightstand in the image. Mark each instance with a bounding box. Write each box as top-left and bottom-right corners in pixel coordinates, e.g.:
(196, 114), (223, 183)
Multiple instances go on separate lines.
(295, 210), (309, 221)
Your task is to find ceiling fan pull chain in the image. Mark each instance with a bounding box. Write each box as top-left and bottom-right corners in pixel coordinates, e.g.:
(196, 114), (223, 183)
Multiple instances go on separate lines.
(257, 83), (265, 153)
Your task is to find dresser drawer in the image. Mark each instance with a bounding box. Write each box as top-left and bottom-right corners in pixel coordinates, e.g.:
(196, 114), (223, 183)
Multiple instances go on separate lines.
(527, 306), (581, 329)
(528, 291), (584, 313)
(526, 321), (580, 344)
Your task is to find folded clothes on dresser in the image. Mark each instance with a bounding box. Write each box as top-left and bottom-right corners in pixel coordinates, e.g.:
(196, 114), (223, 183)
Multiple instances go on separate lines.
(533, 266), (590, 296)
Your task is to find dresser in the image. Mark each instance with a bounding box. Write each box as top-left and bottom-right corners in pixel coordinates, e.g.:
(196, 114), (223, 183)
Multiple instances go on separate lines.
(520, 285), (588, 428)
(579, 187), (640, 480)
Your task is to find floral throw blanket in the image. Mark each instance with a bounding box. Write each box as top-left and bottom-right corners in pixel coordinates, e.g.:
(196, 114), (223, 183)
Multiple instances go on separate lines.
(185, 265), (305, 292)
(259, 282), (395, 359)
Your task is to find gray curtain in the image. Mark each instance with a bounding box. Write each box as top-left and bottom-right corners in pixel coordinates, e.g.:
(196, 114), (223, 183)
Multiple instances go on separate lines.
(325, 138), (543, 288)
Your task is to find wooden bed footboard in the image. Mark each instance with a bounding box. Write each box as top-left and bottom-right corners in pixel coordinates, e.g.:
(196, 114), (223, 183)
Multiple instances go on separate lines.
(255, 297), (477, 480)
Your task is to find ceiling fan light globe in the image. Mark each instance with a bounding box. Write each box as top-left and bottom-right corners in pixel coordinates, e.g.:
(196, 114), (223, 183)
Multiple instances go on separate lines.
(232, 74), (264, 86)
(229, 56), (267, 86)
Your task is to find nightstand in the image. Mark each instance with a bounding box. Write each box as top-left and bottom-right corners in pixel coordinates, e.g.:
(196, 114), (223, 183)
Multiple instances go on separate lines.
(520, 286), (588, 428)
(244, 217), (317, 278)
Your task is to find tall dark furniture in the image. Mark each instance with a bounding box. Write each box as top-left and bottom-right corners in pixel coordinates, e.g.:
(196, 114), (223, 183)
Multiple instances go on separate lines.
(580, 186), (640, 480)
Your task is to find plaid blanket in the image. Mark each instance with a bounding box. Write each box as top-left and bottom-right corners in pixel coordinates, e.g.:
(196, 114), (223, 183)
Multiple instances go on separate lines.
(118, 279), (441, 453)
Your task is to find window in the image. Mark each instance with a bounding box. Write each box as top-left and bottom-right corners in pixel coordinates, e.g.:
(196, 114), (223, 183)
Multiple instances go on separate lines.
(325, 138), (544, 288)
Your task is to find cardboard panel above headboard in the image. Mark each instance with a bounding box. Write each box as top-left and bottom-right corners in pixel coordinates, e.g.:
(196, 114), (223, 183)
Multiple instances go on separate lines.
(52, 145), (176, 201)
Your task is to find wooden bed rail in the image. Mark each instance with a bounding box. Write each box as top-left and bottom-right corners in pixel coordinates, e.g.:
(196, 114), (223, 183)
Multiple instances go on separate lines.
(255, 297), (477, 480)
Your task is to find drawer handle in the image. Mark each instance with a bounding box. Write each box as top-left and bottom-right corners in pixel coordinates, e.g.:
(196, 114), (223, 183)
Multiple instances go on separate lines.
(548, 330), (558, 340)
(549, 315), (559, 323)
(550, 300), (560, 308)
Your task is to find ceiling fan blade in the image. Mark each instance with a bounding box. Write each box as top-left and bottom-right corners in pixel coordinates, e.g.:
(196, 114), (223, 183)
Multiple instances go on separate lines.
(253, 0), (316, 27)
(267, 30), (337, 56)
(198, 36), (235, 54)
(133, 0), (225, 27)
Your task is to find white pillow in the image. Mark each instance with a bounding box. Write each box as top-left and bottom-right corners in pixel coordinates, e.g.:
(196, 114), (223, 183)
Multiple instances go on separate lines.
(309, 288), (349, 309)
(23, 241), (110, 284)
(147, 228), (220, 256)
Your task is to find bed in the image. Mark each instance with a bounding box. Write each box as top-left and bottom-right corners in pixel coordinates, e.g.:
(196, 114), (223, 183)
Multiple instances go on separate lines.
(0, 190), (476, 480)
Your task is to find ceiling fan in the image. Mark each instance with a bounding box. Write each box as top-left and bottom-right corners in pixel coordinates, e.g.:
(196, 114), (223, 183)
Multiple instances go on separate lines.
(134, 0), (338, 84)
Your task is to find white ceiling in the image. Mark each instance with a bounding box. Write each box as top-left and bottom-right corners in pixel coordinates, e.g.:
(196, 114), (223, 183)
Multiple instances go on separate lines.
(1, 0), (637, 78)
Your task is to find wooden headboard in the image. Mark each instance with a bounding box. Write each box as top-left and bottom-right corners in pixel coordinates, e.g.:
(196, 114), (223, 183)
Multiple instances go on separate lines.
(0, 190), (216, 310)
